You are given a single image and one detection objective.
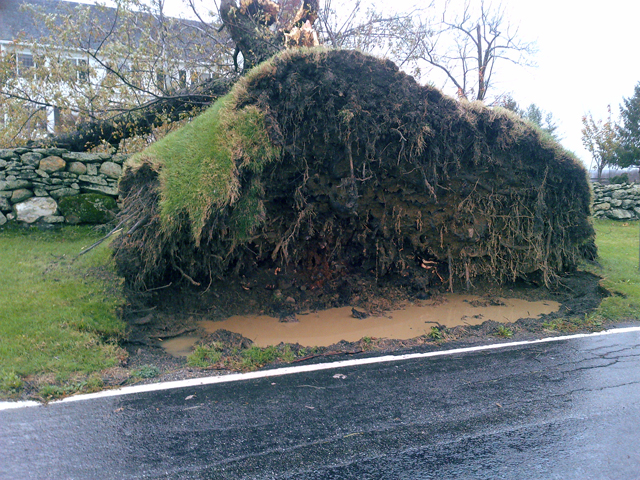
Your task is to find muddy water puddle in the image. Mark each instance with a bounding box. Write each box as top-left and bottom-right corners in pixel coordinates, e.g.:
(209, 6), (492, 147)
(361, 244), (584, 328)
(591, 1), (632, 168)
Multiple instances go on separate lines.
(161, 294), (560, 356)
(160, 335), (201, 358)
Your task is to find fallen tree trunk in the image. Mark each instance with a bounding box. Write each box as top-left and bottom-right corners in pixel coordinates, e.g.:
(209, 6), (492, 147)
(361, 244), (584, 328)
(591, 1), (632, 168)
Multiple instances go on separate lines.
(40, 77), (233, 151)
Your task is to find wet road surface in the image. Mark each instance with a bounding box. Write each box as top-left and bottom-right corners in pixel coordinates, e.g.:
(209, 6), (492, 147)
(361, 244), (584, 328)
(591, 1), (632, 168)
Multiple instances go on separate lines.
(2, 330), (640, 479)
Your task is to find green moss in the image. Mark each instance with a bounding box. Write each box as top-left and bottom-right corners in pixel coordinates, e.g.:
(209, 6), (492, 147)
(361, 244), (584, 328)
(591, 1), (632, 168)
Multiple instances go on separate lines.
(126, 92), (281, 245)
(58, 194), (117, 224)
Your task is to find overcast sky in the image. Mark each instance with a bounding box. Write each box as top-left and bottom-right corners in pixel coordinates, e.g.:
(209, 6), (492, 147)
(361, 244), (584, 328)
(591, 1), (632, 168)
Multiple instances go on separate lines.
(73, 0), (640, 171)
(497, 0), (640, 170)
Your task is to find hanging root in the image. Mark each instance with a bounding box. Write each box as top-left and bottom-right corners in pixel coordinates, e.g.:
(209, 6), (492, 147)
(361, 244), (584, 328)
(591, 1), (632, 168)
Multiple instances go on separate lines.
(465, 260), (472, 291)
(448, 250), (454, 293)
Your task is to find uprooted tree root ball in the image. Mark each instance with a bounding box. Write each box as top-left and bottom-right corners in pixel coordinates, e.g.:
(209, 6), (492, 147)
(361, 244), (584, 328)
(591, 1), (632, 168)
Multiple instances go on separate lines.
(113, 48), (596, 300)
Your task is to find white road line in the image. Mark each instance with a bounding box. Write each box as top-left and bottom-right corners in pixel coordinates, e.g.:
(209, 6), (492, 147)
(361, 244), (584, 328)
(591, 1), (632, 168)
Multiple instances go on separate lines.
(2, 326), (640, 411)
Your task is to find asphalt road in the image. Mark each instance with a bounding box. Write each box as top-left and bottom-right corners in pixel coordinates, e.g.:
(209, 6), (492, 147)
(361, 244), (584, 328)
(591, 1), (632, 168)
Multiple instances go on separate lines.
(2, 329), (640, 479)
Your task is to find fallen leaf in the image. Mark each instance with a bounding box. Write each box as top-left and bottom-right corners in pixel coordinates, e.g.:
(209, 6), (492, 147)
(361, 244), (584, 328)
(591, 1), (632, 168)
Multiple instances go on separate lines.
(185, 395), (195, 400)
(333, 374), (347, 379)
(305, 405), (315, 410)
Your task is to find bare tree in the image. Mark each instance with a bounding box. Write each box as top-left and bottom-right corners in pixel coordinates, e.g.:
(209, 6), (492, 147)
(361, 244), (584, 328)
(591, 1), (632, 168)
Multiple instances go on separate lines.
(315, 0), (423, 55)
(400, 0), (535, 102)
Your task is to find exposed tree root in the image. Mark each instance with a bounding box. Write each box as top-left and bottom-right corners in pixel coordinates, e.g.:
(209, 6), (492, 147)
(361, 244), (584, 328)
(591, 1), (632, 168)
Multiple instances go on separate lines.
(113, 49), (596, 296)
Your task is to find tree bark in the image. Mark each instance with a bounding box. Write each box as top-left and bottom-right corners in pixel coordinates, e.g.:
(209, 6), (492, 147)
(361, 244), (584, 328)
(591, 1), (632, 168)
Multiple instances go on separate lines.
(220, 0), (319, 71)
(219, 0), (284, 71)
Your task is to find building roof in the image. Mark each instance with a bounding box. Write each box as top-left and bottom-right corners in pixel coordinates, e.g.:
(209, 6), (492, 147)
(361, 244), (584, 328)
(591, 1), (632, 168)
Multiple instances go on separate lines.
(0, 0), (117, 43)
(0, 0), (223, 62)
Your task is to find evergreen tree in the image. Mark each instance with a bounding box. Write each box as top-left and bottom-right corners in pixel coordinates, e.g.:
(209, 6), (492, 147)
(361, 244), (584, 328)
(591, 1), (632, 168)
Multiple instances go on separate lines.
(617, 82), (640, 170)
(522, 104), (560, 140)
(498, 95), (561, 141)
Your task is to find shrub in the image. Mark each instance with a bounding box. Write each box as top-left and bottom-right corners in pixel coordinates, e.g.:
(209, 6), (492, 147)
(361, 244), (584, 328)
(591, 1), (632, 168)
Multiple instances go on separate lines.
(610, 173), (630, 184)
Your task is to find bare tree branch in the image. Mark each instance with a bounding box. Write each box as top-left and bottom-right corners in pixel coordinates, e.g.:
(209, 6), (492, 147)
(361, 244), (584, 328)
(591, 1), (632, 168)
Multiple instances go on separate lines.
(404, 0), (535, 102)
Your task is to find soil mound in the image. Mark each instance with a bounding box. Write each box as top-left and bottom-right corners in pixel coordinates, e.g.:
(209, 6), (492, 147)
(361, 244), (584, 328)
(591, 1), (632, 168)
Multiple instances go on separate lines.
(113, 48), (595, 295)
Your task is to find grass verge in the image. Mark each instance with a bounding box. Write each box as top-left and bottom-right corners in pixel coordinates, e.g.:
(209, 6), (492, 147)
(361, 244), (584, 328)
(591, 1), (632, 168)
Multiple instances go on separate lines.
(590, 219), (640, 319)
(544, 218), (640, 333)
(0, 225), (126, 400)
(186, 343), (298, 371)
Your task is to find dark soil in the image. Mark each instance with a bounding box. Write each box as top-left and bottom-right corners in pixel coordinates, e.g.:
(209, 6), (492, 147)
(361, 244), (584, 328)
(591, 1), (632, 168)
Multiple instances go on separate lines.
(10, 266), (607, 402)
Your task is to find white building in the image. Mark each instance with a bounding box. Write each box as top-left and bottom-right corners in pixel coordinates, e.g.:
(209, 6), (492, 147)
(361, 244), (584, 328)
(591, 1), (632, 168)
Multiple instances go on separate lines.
(0, 0), (224, 139)
(1, 0), (103, 133)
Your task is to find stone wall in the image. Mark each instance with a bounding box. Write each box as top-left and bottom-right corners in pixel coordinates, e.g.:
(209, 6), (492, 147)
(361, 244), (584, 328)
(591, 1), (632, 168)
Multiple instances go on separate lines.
(2, 147), (639, 226)
(0, 147), (127, 226)
(592, 182), (640, 220)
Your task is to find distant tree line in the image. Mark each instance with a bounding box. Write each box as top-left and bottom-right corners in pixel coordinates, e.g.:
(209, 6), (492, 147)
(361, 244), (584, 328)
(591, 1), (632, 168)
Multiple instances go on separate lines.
(498, 94), (561, 141)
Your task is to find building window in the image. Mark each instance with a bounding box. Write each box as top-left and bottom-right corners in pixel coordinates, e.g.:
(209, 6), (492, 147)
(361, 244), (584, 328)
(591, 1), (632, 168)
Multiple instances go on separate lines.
(76, 59), (89, 82)
(63, 58), (89, 83)
(17, 53), (34, 77)
(192, 71), (213, 84)
(179, 69), (187, 89)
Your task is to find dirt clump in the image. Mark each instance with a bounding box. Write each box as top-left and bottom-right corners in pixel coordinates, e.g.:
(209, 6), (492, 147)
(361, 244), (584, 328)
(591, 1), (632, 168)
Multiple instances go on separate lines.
(113, 48), (596, 313)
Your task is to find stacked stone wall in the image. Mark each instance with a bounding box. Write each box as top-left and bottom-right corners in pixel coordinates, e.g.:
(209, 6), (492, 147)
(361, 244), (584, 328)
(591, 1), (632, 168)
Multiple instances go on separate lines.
(592, 182), (640, 220)
(0, 147), (127, 225)
(3, 149), (639, 226)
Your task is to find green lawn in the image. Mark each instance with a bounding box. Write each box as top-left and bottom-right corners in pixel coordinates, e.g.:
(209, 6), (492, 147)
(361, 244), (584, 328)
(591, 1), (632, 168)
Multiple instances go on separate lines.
(0, 225), (126, 399)
(590, 219), (640, 321)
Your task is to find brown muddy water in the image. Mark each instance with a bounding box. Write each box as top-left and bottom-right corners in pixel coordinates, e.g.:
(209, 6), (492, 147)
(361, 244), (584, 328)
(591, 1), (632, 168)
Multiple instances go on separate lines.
(161, 294), (560, 357)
